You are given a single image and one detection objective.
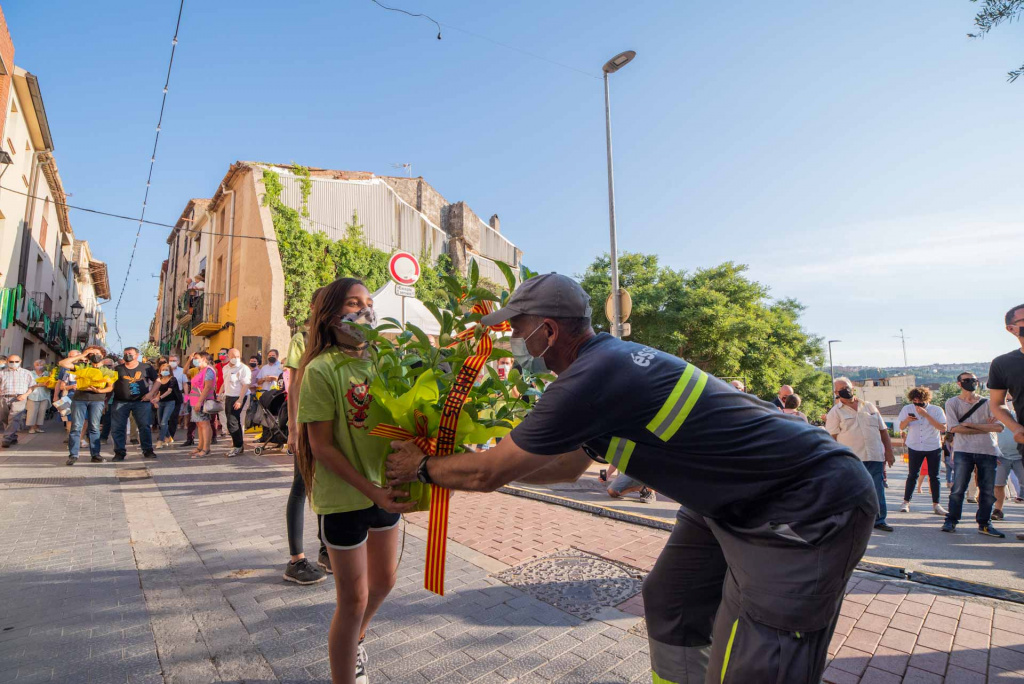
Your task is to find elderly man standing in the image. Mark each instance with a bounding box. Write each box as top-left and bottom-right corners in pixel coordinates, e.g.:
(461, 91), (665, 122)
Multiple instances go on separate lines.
(825, 377), (896, 532)
(221, 348), (252, 457)
(773, 384), (794, 409)
(0, 354), (36, 448)
(386, 273), (876, 684)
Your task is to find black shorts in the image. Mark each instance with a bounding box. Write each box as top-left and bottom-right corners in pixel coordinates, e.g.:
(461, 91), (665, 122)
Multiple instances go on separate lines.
(319, 506), (401, 550)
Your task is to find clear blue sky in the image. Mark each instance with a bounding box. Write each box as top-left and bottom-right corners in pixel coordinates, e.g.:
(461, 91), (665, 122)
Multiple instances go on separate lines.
(6, 0), (1023, 366)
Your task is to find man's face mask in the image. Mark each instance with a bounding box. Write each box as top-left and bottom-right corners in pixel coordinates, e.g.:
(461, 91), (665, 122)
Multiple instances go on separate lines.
(837, 387), (854, 400)
(510, 323), (551, 375)
(86, 354), (103, 365)
(960, 378), (979, 392)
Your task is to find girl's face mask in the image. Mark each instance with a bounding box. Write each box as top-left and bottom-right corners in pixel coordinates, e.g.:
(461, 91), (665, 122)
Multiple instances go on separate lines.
(332, 307), (377, 350)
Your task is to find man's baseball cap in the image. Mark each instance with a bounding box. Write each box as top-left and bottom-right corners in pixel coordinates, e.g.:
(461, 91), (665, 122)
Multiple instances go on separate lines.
(480, 273), (592, 326)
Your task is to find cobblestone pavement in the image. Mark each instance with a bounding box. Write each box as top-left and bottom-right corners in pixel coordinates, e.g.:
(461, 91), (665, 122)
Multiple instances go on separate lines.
(2, 422), (1024, 683)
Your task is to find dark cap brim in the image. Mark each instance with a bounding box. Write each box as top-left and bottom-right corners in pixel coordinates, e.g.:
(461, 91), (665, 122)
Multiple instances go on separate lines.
(480, 306), (519, 327)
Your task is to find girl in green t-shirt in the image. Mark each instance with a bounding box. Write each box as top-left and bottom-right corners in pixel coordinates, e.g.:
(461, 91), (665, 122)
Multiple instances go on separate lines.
(294, 277), (416, 684)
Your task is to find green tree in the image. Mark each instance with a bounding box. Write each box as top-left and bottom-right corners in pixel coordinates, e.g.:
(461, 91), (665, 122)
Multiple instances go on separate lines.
(932, 382), (961, 408)
(578, 254), (833, 420)
(968, 0), (1024, 81)
(138, 341), (159, 360)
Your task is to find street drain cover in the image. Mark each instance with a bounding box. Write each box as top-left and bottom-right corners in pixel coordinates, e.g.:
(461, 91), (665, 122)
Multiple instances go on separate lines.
(115, 468), (151, 481)
(494, 548), (643, 620)
(0, 476), (85, 488)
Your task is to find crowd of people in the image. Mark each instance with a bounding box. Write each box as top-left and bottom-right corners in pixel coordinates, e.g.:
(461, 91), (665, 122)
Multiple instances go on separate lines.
(4, 270), (1024, 684)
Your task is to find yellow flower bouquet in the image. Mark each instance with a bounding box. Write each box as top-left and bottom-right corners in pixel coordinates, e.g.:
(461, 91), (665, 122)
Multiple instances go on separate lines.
(74, 365), (118, 390)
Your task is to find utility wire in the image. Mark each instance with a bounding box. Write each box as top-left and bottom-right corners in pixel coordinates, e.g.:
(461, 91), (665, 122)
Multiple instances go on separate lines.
(370, 0), (442, 39)
(114, 0), (184, 350)
(368, 0), (598, 79)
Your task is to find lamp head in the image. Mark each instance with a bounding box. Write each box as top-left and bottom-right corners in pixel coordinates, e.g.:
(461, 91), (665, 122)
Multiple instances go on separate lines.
(603, 50), (636, 74)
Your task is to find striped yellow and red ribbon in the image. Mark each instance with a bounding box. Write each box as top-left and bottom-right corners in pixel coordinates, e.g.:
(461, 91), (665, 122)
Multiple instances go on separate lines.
(377, 300), (511, 595)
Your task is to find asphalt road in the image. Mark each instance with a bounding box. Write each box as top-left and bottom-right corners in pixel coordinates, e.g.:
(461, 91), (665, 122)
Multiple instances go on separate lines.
(515, 459), (1024, 592)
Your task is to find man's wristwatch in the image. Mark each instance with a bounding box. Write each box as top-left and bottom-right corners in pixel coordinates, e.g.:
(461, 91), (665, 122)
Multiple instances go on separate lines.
(416, 456), (433, 484)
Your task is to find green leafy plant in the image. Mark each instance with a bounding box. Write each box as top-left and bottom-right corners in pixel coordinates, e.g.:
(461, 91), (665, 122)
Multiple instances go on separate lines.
(346, 259), (551, 508)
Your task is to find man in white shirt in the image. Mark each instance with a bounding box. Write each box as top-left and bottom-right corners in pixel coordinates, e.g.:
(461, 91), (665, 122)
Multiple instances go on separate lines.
(942, 372), (1005, 537)
(221, 348), (252, 457)
(896, 387), (947, 516)
(825, 377), (896, 531)
(255, 349), (283, 391)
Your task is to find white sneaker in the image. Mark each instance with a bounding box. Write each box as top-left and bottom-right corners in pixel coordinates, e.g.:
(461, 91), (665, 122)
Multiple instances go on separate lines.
(355, 641), (369, 684)
(933, 503), (948, 516)
(226, 446), (243, 457)
(899, 502), (911, 513)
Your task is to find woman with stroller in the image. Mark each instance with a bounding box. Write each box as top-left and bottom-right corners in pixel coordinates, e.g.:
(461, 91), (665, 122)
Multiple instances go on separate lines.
(295, 277), (415, 684)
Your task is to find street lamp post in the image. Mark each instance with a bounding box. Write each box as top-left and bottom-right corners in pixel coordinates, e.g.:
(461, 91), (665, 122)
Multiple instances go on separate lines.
(827, 339), (841, 387)
(602, 50), (636, 338)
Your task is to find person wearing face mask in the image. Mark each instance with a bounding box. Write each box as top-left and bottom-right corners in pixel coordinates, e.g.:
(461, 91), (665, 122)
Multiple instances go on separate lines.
(189, 352), (218, 458)
(989, 303), (1024, 539)
(58, 347), (113, 465)
(825, 377), (895, 532)
(220, 348), (252, 457)
(110, 347), (158, 461)
(295, 277), (411, 683)
(149, 361), (183, 448)
(941, 372), (1005, 536)
(167, 355), (186, 442)
(26, 359), (53, 434)
(896, 387), (948, 516)
(386, 273), (878, 684)
(0, 354), (37, 448)
(257, 348), (283, 392)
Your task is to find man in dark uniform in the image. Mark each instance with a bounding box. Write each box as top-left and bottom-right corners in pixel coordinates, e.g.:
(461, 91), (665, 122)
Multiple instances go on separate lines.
(386, 273), (877, 684)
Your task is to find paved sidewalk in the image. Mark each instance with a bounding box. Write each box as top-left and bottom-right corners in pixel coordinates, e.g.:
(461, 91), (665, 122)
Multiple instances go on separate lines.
(1, 423), (1024, 683)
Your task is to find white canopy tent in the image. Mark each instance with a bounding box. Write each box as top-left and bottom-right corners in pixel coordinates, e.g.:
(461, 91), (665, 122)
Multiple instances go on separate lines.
(372, 284), (442, 335)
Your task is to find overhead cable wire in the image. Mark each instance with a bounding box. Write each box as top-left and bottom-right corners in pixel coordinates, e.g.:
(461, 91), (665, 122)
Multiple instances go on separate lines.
(368, 0), (598, 79)
(113, 0), (184, 349)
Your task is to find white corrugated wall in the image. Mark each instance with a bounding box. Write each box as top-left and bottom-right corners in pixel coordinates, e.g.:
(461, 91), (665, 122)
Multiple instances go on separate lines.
(276, 172), (448, 261)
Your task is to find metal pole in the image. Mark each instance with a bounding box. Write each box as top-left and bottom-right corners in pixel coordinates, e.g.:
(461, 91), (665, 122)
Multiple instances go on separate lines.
(604, 72), (622, 338)
(828, 340), (836, 387)
(900, 329), (907, 367)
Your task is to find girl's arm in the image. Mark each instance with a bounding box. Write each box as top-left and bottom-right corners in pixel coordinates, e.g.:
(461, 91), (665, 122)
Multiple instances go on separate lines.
(306, 420), (416, 514)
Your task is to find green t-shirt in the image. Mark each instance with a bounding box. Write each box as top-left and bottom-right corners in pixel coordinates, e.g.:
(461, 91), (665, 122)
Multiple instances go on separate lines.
(297, 348), (389, 515)
(285, 332), (306, 370)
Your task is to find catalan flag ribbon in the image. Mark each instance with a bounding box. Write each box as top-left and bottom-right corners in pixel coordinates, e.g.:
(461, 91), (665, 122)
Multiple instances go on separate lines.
(394, 300), (511, 595)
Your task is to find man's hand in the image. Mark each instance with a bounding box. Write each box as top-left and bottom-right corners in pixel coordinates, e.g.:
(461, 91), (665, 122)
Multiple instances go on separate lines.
(16, 393), (27, 402)
(1016, 431), (1024, 445)
(914, 405), (928, 417)
(885, 451), (895, 467)
(386, 440), (426, 486)
(234, 400), (242, 410)
(367, 485), (418, 514)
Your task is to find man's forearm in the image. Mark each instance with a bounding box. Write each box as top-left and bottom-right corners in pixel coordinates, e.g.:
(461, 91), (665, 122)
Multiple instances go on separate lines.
(952, 425), (983, 434)
(992, 402), (1023, 434)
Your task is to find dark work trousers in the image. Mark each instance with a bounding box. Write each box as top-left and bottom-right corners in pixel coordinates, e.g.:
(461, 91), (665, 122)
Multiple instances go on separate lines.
(225, 396), (244, 448)
(642, 499), (876, 684)
(904, 448), (941, 504)
(286, 458), (325, 558)
(946, 451), (998, 528)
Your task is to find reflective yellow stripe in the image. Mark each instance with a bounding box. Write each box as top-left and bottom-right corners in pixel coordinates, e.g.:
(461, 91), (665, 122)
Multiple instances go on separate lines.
(647, 365), (695, 434)
(605, 437), (637, 472)
(720, 619), (739, 684)
(647, 364), (707, 442)
(652, 673), (679, 684)
(617, 439), (636, 472)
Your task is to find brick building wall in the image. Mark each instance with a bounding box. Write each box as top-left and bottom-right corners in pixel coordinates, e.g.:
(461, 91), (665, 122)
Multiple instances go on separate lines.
(0, 5), (14, 143)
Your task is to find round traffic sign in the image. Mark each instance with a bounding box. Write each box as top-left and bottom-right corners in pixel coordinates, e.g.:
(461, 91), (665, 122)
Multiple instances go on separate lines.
(604, 288), (632, 323)
(388, 252), (421, 285)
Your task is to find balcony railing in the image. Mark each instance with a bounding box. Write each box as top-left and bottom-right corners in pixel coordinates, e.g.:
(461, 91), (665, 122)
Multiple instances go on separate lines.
(190, 292), (223, 337)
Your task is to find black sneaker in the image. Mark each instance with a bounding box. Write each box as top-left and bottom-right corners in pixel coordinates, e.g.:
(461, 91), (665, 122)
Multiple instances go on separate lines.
(941, 522), (956, 533)
(90, 455), (104, 463)
(112, 454), (126, 462)
(318, 549), (333, 574)
(182, 439), (194, 447)
(992, 508), (1005, 521)
(142, 451), (157, 459)
(979, 525), (1006, 538)
(66, 457), (76, 466)
(638, 487), (655, 504)
(129, 438), (139, 445)
(873, 522), (894, 532)
(282, 558), (327, 585)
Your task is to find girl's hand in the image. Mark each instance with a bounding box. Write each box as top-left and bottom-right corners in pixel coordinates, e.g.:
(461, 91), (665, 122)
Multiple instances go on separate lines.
(368, 485), (417, 514)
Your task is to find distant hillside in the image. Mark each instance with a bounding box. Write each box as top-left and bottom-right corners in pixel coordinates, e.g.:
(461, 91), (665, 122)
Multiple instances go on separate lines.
(828, 363), (991, 385)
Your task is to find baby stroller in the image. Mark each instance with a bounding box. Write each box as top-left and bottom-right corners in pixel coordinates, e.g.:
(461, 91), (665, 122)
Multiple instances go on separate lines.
(245, 388), (288, 456)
